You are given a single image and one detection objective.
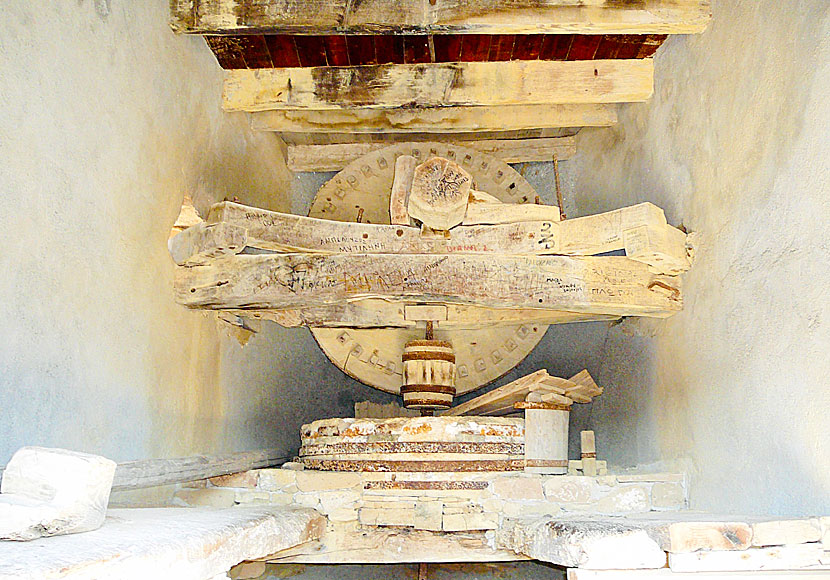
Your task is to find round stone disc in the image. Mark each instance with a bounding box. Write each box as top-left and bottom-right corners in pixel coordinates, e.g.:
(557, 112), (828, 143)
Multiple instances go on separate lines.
(308, 142), (548, 396)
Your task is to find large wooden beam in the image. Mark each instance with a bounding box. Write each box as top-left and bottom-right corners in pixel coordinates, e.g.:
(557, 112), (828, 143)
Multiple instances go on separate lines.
(251, 105), (618, 134)
(224, 60), (653, 112)
(172, 201), (690, 275)
(287, 136), (576, 171)
(174, 253), (682, 317)
(171, 0), (711, 35)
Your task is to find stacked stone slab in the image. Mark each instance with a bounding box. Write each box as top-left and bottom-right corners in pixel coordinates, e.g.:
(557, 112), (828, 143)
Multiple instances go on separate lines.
(299, 416), (525, 472)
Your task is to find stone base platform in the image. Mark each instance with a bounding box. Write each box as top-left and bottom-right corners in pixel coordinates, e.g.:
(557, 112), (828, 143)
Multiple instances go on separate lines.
(177, 467), (687, 534)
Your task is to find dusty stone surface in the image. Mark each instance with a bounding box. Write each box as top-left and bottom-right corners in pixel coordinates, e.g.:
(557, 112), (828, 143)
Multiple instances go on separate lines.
(295, 471), (362, 492)
(651, 482), (686, 509)
(493, 476), (545, 501)
(0, 506), (324, 579)
(0, 447), (116, 541)
(257, 469), (297, 491)
(210, 472), (259, 489)
(544, 476), (594, 503)
(174, 488), (237, 508)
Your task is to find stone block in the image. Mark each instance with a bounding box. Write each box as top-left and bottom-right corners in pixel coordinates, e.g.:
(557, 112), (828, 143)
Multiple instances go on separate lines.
(359, 507), (415, 527)
(543, 476), (594, 503)
(651, 482), (686, 509)
(820, 516), (830, 549)
(257, 469), (297, 491)
(360, 499), (416, 510)
(502, 501), (560, 518)
(492, 476), (544, 501)
(318, 490), (361, 513)
(443, 511), (498, 531)
(328, 507), (359, 522)
(414, 500), (443, 531)
(751, 518), (822, 547)
(293, 492), (322, 509)
(210, 471), (259, 488)
(481, 498), (504, 512)
(589, 485), (650, 514)
(281, 462), (305, 471)
(296, 471), (361, 492)
(268, 492), (295, 506)
(443, 503), (481, 515)
(0, 447), (116, 541)
(174, 488), (237, 508)
(235, 491), (271, 505)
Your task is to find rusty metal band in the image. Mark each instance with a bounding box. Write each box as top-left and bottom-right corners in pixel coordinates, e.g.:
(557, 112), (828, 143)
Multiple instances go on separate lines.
(401, 351), (456, 363)
(513, 401), (571, 411)
(300, 441), (524, 457)
(581, 452), (597, 459)
(363, 480), (489, 491)
(524, 459), (569, 468)
(400, 384), (456, 396)
(405, 340), (453, 348)
(301, 458), (526, 472)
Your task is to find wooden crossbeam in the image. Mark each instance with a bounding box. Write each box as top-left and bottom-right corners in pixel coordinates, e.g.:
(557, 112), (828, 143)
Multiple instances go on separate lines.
(251, 105), (617, 133)
(171, 0), (711, 35)
(223, 60), (653, 112)
(174, 253), (682, 316)
(171, 201), (690, 275)
(287, 136), (576, 172)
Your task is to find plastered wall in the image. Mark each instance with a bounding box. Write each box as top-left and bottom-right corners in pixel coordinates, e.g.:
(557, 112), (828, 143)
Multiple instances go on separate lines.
(565, 0), (830, 515)
(0, 1), (391, 467)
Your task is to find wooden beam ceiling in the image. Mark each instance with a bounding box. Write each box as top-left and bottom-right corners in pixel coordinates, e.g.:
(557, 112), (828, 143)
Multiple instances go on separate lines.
(223, 60), (653, 112)
(170, 0), (711, 35)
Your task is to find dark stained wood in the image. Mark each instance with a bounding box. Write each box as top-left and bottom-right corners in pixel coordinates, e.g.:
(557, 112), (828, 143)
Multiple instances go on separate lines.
(539, 34), (572, 60)
(207, 34), (668, 69)
(238, 35), (274, 68)
(265, 35), (301, 67)
(404, 35), (431, 63)
(459, 34), (491, 61)
(295, 36), (328, 67)
(346, 35), (377, 65)
(512, 35), (542, 60)
(566, 35), (602, 60)
(488, 34), (515, 61)
(373, 35), (398, 64)
(638, 34), (668, 57)
(204, 37), (247, 69)
(434, 35), (463, 62)
(594, 35), (622, 60)
(323, 35), (350, 65)
(615, 35), (645, 59)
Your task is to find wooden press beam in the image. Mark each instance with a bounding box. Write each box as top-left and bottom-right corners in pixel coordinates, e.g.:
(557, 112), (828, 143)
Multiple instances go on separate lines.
(175, 253), (682, 317)
(170, 0), (711, 35)
(250, 104), (618, 134)
(223, 60), (653, 112)
(286, 136), (576, 172)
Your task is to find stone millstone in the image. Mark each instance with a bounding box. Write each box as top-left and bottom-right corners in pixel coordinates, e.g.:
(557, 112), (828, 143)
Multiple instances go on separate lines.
(299, 416), (525, 472)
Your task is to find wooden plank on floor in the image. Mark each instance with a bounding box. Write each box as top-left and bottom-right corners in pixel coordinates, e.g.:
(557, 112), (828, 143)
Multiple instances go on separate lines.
(286, 136), (576, 171)
(174, 253), (682, 317)
(251, 104), (617, 133)
(171, 0), (711, 36)
(224, 60), (653, 112)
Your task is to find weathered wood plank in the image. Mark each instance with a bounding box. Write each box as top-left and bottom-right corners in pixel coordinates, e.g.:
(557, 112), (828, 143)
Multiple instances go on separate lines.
(226, 302), (618, 329)
(171, 0), (711, 35)
(251, 104), (618, 133)
(175, 253), (682, 317)
(408, 157), (472, 230)
(112, 449), (290, 490)
(287, 136), (576, 172)
(223, 60), (653, 112)
(168, 221), (248, 266)
(194, 201), (690, 275)
(669, 543), (830, 573)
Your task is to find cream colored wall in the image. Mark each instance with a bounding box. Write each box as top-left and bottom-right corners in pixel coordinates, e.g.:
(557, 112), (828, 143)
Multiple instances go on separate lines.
(569, 0), (830, 515)
(0, 1), (391, 466)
